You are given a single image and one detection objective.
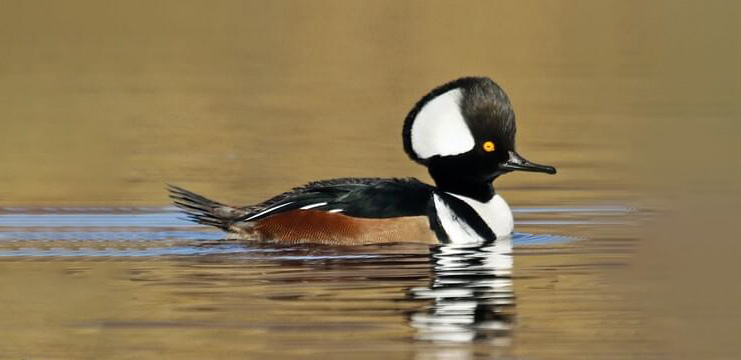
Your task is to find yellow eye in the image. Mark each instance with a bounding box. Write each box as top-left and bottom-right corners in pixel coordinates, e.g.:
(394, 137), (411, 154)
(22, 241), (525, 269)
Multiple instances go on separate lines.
(482, 141), (496, 152)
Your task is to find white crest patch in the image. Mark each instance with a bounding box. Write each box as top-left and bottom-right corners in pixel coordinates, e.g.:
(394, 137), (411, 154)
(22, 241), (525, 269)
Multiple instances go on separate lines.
(410, 89), (475, 159)
(449, 193), (514, 239)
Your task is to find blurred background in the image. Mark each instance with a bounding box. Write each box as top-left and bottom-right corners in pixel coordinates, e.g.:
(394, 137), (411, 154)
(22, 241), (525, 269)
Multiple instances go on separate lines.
(0, 0), (656, 206)
(0, 0), (739, 358)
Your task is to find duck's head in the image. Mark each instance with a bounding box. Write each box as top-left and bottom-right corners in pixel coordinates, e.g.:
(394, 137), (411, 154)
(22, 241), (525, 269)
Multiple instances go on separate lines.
(402, 77), (556, 199)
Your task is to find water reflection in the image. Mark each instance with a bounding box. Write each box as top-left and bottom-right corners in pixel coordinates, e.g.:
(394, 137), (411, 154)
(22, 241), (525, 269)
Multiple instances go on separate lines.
(0, 207), (595, 357)
(409, 238), (514, 344)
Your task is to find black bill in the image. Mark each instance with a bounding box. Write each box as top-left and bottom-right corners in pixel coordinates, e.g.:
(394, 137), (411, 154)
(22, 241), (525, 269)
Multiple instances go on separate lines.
(499, 151), (557, 174)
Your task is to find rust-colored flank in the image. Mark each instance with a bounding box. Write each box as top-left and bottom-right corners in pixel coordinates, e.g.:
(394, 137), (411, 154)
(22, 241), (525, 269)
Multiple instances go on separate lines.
(235, 210), (437, 246)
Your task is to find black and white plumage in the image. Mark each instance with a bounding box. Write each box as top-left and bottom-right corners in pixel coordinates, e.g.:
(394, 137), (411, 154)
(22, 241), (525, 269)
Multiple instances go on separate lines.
(169, 76), (556, 245)
(170, 177), (433, 225)
(169, 178), (440, 245)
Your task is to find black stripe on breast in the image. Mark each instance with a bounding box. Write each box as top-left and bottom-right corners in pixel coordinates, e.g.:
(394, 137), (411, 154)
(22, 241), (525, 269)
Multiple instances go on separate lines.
(429, 192), (497, 242)
(426, 197), (450, 244)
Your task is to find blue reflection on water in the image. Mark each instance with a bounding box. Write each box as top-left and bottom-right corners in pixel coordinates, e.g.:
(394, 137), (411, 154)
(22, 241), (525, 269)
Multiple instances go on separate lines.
(0, 206), (617, 257)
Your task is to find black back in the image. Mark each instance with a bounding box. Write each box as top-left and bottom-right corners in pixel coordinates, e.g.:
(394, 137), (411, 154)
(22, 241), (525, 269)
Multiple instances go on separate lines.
(237, 177), (435, 221)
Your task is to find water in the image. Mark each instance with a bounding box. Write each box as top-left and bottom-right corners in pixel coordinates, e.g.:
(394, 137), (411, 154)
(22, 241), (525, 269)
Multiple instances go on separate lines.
(2, 0), (739, 358)
(0, 206), (650, 359)
(0, 208), (579, 258)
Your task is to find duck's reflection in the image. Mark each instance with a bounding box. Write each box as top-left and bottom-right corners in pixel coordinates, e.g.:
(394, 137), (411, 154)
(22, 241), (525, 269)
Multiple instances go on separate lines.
(409, 236), (514, 344)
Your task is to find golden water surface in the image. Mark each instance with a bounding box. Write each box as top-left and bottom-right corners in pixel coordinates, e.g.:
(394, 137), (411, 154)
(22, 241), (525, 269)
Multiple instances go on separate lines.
(1, 1), (740, 359)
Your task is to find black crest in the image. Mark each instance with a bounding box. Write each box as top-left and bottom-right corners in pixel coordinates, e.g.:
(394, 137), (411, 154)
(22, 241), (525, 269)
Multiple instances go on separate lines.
(402, 76), (516, 165)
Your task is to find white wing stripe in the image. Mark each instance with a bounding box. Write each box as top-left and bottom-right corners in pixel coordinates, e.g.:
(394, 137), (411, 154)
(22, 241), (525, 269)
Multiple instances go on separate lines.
(244, 201), (294, 221)
(299, 202), (328, 210)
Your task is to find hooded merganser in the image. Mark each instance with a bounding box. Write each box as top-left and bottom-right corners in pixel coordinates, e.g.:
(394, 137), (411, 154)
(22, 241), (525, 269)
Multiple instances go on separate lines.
(169, 76), (556, 245)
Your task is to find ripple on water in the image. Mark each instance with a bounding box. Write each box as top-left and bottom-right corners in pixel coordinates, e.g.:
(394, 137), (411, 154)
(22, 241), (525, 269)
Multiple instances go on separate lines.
(0, 205), (649, 358)
(0, 206), (634, 257)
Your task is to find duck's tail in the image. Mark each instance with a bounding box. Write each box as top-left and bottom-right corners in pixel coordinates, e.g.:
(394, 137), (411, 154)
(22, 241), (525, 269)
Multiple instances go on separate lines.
(167, 185), (244, 231)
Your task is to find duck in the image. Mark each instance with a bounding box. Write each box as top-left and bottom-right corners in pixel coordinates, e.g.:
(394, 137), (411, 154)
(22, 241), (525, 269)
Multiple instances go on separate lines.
(168, 76), (556, 245)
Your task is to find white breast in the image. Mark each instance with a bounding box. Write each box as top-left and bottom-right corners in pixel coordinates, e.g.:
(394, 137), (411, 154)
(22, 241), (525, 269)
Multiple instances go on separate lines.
(433, 194), (483, 244)
(433, 193), (514, 244)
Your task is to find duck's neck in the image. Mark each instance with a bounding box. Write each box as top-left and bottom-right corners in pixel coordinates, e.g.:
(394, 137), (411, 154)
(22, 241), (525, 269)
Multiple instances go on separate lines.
(428, 166), (516, 243)
(429, 168), (495, 202)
